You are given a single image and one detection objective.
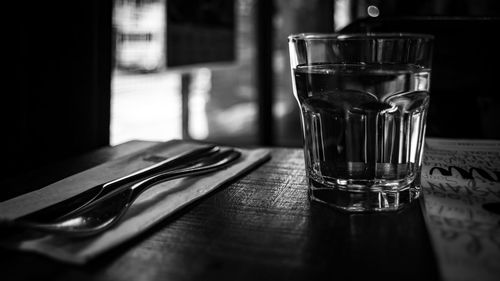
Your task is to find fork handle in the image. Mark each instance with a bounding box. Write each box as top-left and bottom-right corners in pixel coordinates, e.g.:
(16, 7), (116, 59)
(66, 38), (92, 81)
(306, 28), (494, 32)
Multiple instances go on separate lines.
(19, 145), (217, 223)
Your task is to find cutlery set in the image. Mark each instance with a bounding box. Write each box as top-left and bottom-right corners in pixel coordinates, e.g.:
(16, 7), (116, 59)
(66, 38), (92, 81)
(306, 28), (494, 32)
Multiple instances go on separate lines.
(2, 146), (241, 237)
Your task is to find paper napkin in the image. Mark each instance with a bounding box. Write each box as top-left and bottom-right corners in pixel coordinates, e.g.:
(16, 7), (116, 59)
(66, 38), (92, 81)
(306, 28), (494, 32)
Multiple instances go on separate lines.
(0, 140), (270, 264)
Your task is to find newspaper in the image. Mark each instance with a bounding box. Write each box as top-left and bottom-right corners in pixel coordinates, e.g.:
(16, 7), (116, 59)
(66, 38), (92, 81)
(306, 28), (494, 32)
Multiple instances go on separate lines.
(421, 138), (500, 281)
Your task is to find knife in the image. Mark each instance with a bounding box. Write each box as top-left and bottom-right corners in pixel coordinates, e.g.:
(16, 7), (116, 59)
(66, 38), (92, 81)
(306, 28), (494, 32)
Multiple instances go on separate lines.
(18, 145), (218, 223)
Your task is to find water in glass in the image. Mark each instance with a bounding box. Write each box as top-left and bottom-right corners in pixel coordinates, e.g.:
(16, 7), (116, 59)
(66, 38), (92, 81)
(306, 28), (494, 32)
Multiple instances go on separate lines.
(294, 63), (430, 211)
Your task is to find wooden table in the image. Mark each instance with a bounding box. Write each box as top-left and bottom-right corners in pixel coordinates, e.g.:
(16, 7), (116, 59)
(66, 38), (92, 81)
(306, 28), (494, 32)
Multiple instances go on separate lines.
(0, 140), (440, 281)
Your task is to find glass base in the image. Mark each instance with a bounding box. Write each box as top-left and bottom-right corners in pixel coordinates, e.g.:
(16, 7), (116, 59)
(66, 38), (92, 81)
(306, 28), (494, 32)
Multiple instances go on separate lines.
(308, 177), (421, 212)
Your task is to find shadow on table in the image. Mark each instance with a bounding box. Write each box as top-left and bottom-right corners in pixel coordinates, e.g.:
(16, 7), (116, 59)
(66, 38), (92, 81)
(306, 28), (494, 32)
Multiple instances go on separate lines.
(303, 199), (440, 280)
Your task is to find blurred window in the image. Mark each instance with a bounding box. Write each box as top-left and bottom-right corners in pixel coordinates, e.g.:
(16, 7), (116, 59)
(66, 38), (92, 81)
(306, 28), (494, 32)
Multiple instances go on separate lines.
(111, 0), (257, 146)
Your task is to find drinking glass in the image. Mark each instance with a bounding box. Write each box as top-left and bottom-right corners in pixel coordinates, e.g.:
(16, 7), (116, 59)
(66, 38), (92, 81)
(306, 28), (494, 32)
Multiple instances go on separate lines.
(288, 33), (433, 212)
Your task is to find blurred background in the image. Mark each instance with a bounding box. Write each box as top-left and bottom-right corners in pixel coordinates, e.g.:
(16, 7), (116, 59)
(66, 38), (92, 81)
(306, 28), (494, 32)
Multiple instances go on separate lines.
(4, 0), (500, 176)
(111, 0), (500, 148)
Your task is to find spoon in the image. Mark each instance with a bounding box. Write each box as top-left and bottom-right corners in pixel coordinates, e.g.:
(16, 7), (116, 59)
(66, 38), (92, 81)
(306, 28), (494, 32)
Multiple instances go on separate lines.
(6, 149), (241, 236)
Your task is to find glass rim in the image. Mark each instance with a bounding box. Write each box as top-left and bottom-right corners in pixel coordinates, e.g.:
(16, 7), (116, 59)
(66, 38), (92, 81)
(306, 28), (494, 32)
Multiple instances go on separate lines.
(288, 32), (434, 41)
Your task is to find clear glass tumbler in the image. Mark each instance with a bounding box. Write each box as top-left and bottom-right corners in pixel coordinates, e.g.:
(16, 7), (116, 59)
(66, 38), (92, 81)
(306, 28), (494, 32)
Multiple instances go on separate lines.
(288, 33), (433, 212)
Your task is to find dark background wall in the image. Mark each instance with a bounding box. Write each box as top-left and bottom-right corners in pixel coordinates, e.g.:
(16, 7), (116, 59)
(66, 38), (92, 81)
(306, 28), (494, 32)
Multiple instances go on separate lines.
(342, 17), (500, 140)
(342, 1), (500, 139)
(3, 1), (112, 177)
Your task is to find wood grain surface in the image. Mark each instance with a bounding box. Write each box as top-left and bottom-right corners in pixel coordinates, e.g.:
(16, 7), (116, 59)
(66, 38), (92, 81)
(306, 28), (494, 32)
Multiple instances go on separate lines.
(0, 141), (440, 281)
